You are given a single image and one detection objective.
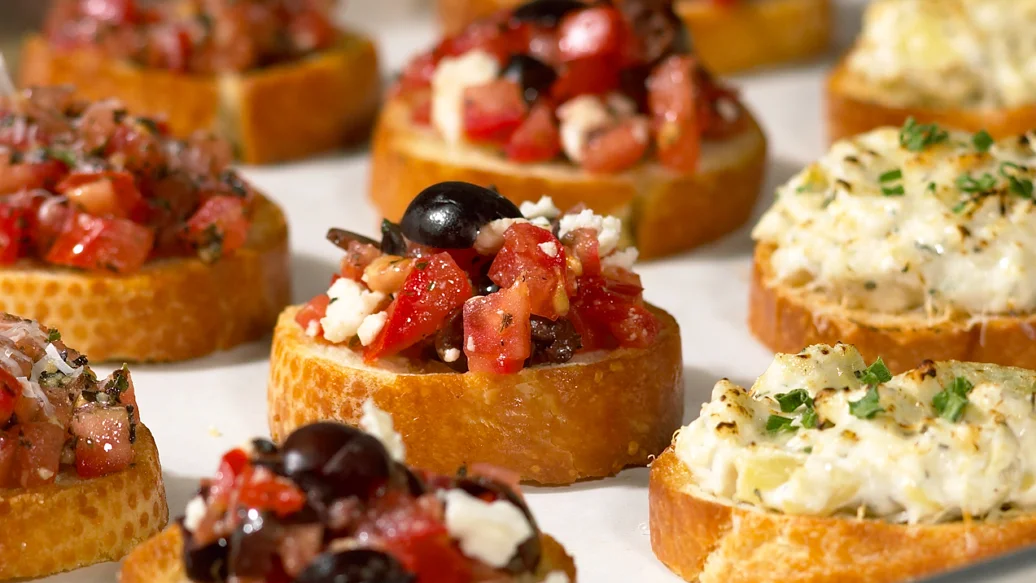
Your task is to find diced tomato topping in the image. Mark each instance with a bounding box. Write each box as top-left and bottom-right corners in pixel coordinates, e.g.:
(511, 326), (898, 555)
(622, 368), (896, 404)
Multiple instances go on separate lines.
(295, 294), (331, 336)
(565, 227), (601, 277)
(489, 223), (568, 319)
(45, 214), (155, 273)
(462, 79), (529, 144)
(0, 367), (21, 426)
(551, 57), (621, 101)
(0, 160), (67, 195)
(12, 422), (65, 488)
(582, 118), (650, 174)
(397, 52), (439, 95)
(571, 275), (659, 349)
(505, 105), (561, 163)
(104, 124), (167, 172)
(0, 204), (27, 264)
(56, 171), (145, 219)
(80, 0), (141, 24)
(557, 6), (625, 63)
(339, 241), (382, 281)
(147, 23), (193, 72)
(364, 253), (473, 362)
(463, 282), (533, 374)
(237, 472), (307, 518)
(648, 55), (702, 172)
(210, 447), (250, 500)
(409, 90), (433, 125)
(70, 404), (133, 478)
(184, 195), (250, 258)
(443, 17), (524, 62)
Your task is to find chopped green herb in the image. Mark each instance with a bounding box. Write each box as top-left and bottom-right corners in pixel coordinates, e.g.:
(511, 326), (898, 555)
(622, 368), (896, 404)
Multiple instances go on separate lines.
(857, 357), (893, 386)
(136, 117), (161, 134)
(800, 407), (819, 429)
(899, 118), (948, 152)
(879, 169), (903, 183)
(999, 162), (1034, 199)
(766, 415), (797, 434)
(882, 185), (906, 196)
(775, 389), (813, 413)
(927, 182), (937, 193)
(972, 130), (994, 153)
(952, 199), (970, 213)
(45, 148), (77, 167)
(849, 386), (884, 419)
(932, 376), (974, 422)
(956, 173), (997, 193)
(46, 329), (61, 343)
(328, 297), (338, 304)
(803, 446), (814, 454)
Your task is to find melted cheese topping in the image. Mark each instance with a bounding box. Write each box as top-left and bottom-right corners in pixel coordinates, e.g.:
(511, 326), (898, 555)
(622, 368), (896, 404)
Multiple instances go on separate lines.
(675, 344), (1036, 524)
(845, 0), (1036, 108)
(752, 126), (1036, 316)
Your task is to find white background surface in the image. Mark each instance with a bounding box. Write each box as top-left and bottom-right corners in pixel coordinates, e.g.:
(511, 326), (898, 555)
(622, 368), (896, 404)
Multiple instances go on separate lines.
(33, 1), (1036, 581)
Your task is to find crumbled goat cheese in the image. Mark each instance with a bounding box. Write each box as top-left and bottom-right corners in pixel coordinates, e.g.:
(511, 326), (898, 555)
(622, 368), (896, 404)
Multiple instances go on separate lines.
(320, 279), (386, 343)
(443, 348), (461, 363)
(558, 209), (623, 255)
(556, 95), (613, 163)
(431, 50), (500, 143)
(183, 495), (208, 532)
(543, 572), (571, 583)
(360, 399), (406, 462)
(520, 196), (561, 220)
(305, 320), (320, 337)
(443, 488), (533, 567)
(474, 218), (528, 255)
(538, 241), (559, 258)
(357, 311), (388, 347)
(601, 247), (639, 270)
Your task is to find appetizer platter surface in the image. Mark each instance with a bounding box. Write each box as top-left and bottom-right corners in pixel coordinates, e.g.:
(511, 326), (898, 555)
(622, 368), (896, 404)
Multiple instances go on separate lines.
(6, 0), (1036, 582)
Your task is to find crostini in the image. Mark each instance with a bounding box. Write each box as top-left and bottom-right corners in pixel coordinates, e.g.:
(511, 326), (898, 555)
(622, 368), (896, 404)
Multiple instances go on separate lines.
(437, 0), (832, 75)
(121, 412), (576, 582)
(0, 87), (290, 362)
(750, 122), (1036, 373)
(827, 0), (1036, 143)
(651, 343), (1036, 583)
(371, 0), (767, 259)
(20, 0), (380, 164)
(0, 314), (167, 580)
(270, 181), (683, 484)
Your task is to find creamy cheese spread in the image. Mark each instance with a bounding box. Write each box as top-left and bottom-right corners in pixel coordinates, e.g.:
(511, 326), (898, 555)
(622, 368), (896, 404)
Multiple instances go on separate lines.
(753, 125), (1036, 316)
(675, 344), (1036, 524)
(845, 0), (1036, 108)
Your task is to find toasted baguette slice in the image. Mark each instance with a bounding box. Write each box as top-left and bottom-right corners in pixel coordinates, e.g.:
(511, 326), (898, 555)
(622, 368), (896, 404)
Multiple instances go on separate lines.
(649, 447), (1036, 583)
(826, 58), (1036, 143)
(268, 304), (684, 485)
(748, 243), (1036, 374)
(436, 0), (831, 74)
(121, 524), (576, 583)
(0, 194), (290, 363)
(369, 97), (767, 260)
(18, 33), (380, 164)
(0, 425), (167, 580)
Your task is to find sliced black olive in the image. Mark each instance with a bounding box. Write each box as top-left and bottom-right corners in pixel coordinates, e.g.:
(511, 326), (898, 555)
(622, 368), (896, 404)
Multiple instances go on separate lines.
(295, 549), (415, 583)
(511, 0), (585, 26)
(181, 527), (230, 583)
(453, 476), (542, 573)
(501, 55), (557, 105)
(227, 510), (281, 578)
(249, 438), (283, 474)
(400, 181), (522, 249)
(434, 308), (468, 373)
(282, 422), (394, 503)
(397, 462), (427, 496)
(380, 220), (407, 255)
(326, 228), (379, 251)
(527, 316), (581, 366)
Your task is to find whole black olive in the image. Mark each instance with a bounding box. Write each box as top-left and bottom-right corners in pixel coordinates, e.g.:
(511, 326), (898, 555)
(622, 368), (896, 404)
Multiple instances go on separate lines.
(380, 220), (407, 256)
(511, 0), (585, 26)
(295, 549), (415, 583)
(400, 182), (522, 249)
(282, 422), (393, 503)
(397, 463), (427, 496)
(327, 228), (378, 250)
(501, 55), (557, 105)
(453, 476), (541, 573)
(182, 530), (230, 583)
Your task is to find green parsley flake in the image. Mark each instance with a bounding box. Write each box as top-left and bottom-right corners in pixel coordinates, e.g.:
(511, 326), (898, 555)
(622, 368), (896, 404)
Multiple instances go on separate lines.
(956, 173), (997, 193)
(972, 130), (994, 153)
(800, 407), (819, 429)
(999, 162), (1034, 199)
(899, 118), (949, 152)
(46, 329), (61, 343)
(45, 147), (77, 168)
(849, 386), (884, 419)
(775, 389), (813, 413)
(879, 169), (903, 183)
(932, 376), (974, 422)
(766, 415), (797, 434)
(857, 358), (893, 386)
(882, 185), (906, 196)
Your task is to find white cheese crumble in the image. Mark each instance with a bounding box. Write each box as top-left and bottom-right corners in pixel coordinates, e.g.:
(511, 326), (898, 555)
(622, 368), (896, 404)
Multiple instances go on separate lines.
(474, 217), (528, 255)
(357, 311), (388, 347)
(558, 209), (622, 255)
(556, 94), (613, 163)
(320, 279), (386, 344)
(443, 348), (461, 363)
(753, 126), (1036, 315)
(601, 247), (639, 271)
(359, 399), (406, 463)
(676, 343), (1036, 524)
(431, 49), (500, 144)
(183, 495), (208, 532)
(305, 320), (320, 337)
(538, 241), (559, 257)
(542, 572), (571, 583)
(519, 196), (561, 221)
(443, 488), (534, 567)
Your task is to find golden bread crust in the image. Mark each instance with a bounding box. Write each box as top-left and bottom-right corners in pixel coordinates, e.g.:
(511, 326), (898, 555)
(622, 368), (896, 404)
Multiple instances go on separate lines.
(268, 305), (684, 485)
(748, 243), (1036, 374)
(18, 33), (381, 164)
(369, 97), (767, 259)
(121, 525), (577, 583)
(826, 58), (1036, 143)
(0, 425), (168, 580)
(436, 0), (831, 73)
(649, 448), (1036, 583)
(0, 194), (291, 363)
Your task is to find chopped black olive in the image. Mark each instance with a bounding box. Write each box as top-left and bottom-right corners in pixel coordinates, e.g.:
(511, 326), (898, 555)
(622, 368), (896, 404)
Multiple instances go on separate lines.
(295, 549), (415, 583)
